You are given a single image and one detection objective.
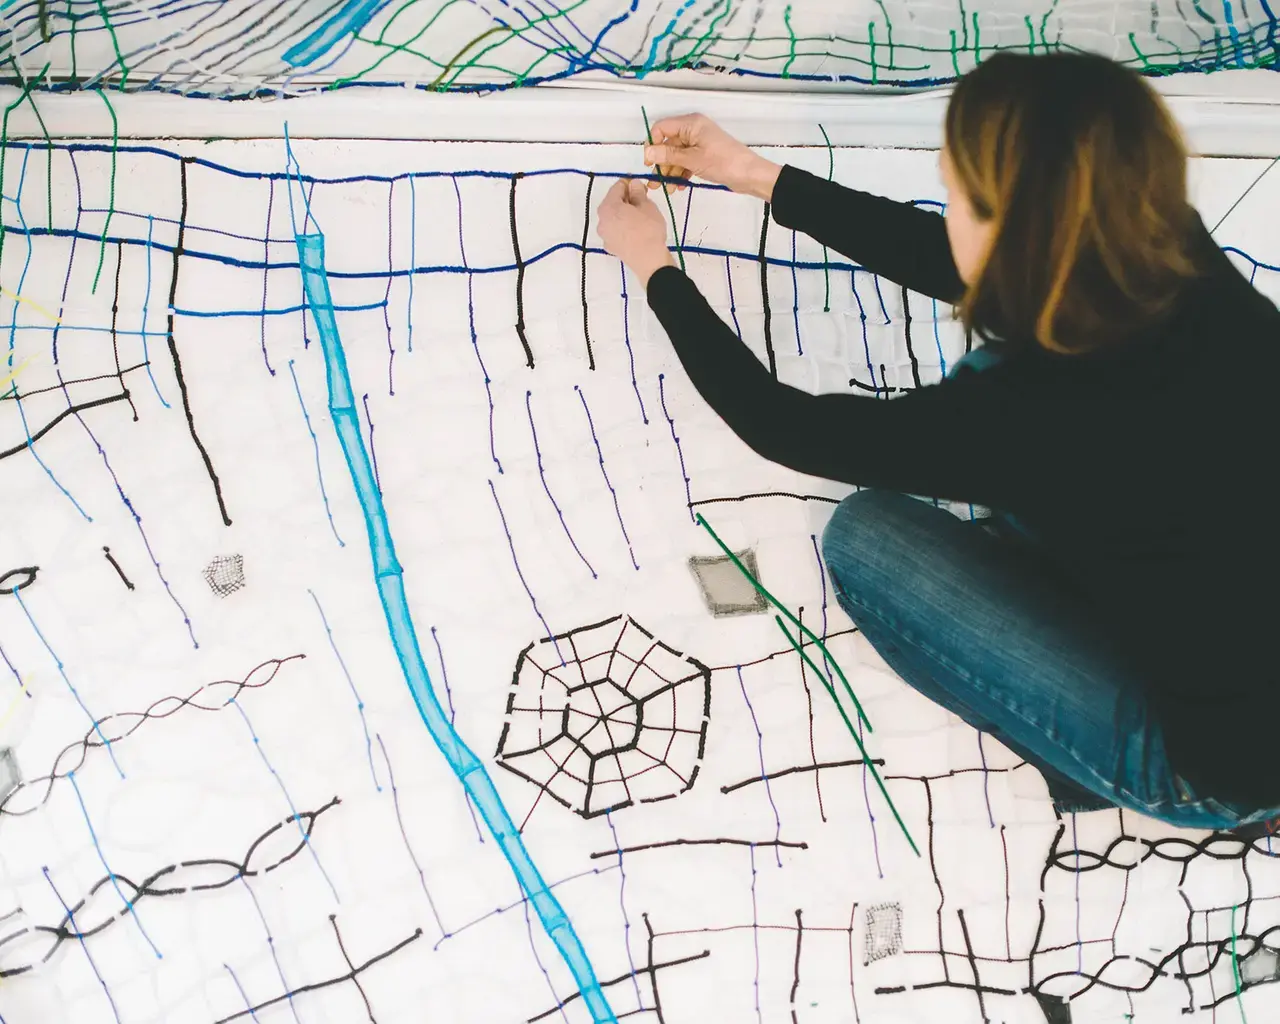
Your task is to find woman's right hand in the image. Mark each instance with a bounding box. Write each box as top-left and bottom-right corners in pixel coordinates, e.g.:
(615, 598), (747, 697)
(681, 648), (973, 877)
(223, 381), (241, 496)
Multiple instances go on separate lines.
(644, 114), (782, 201)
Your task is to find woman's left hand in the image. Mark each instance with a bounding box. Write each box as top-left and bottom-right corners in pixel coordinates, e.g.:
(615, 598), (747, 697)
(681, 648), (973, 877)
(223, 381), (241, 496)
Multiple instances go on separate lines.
(596, 179), (676, 286)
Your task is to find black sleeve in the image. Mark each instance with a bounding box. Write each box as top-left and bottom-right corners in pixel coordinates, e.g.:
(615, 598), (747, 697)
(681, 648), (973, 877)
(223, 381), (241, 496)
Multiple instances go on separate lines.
(647, 266), (1024, 509)
(770, 164), (965, 304)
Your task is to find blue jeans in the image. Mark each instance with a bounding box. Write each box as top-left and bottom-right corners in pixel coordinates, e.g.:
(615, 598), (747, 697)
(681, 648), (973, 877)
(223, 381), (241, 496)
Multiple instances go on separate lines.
(821, 489), (1275, 830)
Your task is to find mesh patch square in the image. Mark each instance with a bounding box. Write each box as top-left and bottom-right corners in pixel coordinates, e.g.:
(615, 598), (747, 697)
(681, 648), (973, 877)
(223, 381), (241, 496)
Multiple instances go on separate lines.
(688, 549), (767, 617)
(864, 902), (903, 965)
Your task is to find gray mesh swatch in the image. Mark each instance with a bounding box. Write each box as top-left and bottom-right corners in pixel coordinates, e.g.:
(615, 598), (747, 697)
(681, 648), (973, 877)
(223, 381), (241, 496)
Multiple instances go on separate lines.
(689, 549), (767, 617)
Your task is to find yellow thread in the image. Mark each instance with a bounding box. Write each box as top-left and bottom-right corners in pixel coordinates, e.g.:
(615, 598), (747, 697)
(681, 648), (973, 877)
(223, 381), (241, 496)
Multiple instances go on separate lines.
(0, 286), (61, 324)
(0, 354), (34, 391)
(0, 676), (30, 734)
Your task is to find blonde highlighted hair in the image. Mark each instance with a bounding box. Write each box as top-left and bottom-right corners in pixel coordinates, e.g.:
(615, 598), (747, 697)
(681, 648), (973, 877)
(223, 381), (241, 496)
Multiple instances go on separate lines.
(944, 51), (1205, 352)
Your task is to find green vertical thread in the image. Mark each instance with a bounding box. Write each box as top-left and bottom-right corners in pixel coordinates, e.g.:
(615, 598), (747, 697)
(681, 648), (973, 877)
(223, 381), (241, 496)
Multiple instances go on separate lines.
(695, 513), (871, 731)
(949, 29), (960, 76)
(1129, 34), (1151, 69)
(868, 21), (877, 84)
(775, 615), (919, 857)
(818, 123), (833, 312)
(428, 26), (508, 89)
(1230, 904), (1249, 1023)
(96, 0), (128, 90)
(1025, 16), (1036, 52)
(90, 88), (118, 294)
(642, 105), (685, 273)
(20, 69), (54, 231)
(782, 5), (797, 78)
(690, 0), (734, 65)
(67, 0), (77, 79)
(972, 11), (981, 61)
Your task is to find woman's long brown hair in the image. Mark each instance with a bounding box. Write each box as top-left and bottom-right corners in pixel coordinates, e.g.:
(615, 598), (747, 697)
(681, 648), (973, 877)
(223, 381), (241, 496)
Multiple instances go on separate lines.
(944, 52), (1205, 353)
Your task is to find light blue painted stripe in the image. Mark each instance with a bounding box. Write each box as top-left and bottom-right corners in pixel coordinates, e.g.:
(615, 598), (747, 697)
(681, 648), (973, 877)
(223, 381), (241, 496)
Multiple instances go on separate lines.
(282, 0), (392, 67)
(294, 232), (617, 1024)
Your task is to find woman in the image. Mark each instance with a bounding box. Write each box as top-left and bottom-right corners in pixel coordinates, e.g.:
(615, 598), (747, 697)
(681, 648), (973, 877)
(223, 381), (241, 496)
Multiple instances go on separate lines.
(596, 51), (1280, 834)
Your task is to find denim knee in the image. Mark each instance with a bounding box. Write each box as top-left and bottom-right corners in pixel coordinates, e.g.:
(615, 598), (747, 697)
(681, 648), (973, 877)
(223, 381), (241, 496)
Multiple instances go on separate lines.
(821, 489), (921, 603)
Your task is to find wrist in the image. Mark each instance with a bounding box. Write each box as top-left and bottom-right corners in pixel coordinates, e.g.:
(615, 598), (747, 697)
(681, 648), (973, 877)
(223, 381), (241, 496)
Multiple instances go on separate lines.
(632, 250), (678, 287)
(745, 158), (783, 202)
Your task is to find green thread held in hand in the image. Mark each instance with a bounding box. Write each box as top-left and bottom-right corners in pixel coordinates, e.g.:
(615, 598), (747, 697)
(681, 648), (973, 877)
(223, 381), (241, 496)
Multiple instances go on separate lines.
(642, 105), (686, 273)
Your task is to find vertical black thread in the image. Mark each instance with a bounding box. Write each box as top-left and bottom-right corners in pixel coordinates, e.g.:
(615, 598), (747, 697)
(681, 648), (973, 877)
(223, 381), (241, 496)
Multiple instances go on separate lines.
(581, 172), (596, 370)
(110, 242), (136, 420)
(901, 285), (921, 388)
(790, 908), (804, 1023)
(508, 172), (534, 368)
(644, 912), (667, 1024)
(957, 908), (989, 1024)
(760, 204), (776, 378)
(167, 157), (232, 527)
(103, 547), (134, 591)
(329, 915), (377, 1023)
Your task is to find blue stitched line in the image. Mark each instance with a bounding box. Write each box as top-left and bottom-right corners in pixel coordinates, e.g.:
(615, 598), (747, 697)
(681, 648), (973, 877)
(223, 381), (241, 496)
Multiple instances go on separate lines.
(293, 224), (617, 1023)
(288, 358), (346, 547)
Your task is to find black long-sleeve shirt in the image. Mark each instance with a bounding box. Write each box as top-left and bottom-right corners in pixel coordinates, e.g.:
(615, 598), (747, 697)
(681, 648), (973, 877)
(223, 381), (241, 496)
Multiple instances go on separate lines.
(647, 164), (1280, 810)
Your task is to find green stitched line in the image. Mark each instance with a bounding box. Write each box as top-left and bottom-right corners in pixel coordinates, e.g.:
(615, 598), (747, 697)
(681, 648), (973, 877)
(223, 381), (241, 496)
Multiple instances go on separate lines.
(17, 65), (55, 230)
(443, 0), (591, 89)
(781, 4), (797, 77)
(775, 615), (919, 857)
(90, 87), (118, 294)
(818, 123), (833, 312)
(1230, 904), (1250, 1023)
(429, 25), (509, 89)
(1129, 33), (1152, 70)
(332, 0), (466, 87)
(642, 105), (685, 273)
(695, 512), (872, 731)
(689, 0), (734, 65)
(95, 0), (128, 90)
(66, 0), (78, 79)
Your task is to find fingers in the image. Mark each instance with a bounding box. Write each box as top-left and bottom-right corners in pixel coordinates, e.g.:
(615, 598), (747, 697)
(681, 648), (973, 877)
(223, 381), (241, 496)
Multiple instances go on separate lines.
(648, 113), (704, 144)
(601, 178), (629, 207)
(644, 143), (675, 167)
(624, 178), (648, 204)
(646, 171), (689, 193)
